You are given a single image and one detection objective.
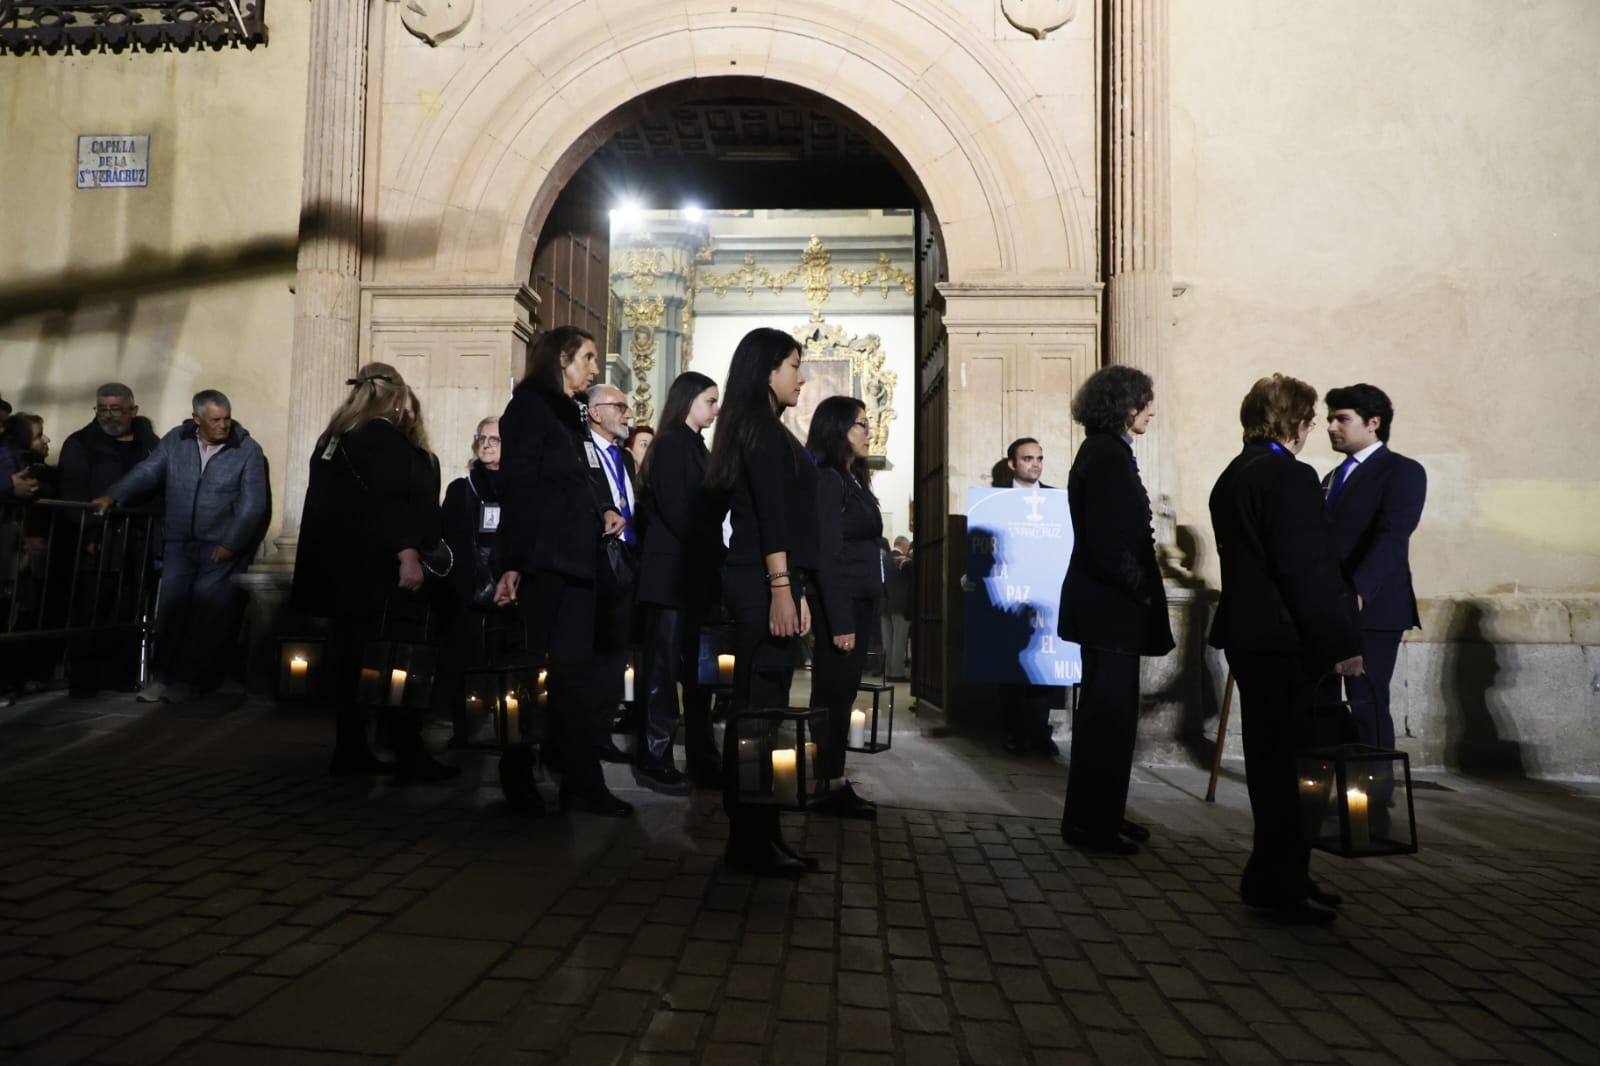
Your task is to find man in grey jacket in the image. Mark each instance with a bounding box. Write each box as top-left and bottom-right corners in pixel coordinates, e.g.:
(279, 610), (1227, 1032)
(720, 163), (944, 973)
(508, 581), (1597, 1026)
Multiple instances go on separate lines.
(95, 390), (269, 701)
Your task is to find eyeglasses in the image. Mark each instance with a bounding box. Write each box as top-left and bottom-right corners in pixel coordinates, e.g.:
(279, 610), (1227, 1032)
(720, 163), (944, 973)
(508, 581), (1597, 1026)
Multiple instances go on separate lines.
(475, 435), (501, 446)
(853, 420), (871, 432)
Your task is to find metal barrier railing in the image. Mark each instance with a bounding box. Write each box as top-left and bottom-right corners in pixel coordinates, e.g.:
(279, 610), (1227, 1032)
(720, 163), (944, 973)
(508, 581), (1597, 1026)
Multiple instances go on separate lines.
(0, 499), (160, 643)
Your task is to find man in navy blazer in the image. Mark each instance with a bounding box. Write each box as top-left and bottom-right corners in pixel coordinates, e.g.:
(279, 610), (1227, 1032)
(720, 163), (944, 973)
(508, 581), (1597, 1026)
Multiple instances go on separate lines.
(1322, 384), (1427, 752)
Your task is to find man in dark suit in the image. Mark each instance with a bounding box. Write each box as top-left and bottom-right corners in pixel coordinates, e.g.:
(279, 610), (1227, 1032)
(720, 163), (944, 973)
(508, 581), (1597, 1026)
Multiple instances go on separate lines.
(1210, 374), (1364, 925)
(997, 438), (1065, 755)
(586, 383), (640, 765)
(1322, 384), (1426, 755)
(1057, 367), (1173, 856)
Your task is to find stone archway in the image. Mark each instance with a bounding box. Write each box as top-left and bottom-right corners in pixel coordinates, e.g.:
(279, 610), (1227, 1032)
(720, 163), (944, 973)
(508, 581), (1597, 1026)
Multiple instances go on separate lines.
(285, 0), (1111, 715)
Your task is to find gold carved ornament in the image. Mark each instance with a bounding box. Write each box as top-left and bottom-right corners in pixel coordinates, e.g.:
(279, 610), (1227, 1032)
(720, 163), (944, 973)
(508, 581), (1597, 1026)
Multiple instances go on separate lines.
(614, 249), (667, 423)
(693, 238), (913, 319)
(788, 321), (899, 457)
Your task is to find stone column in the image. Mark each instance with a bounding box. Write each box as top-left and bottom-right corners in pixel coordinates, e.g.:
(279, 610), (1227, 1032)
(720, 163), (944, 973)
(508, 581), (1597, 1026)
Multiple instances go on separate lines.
(1105, 0), (1175, 546)
(276, 0), (369, 554)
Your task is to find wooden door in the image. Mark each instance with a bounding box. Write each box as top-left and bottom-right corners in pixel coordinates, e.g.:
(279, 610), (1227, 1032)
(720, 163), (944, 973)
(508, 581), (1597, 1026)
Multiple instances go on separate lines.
(530, 193), (610, 344)
(912, 211), (949, 709)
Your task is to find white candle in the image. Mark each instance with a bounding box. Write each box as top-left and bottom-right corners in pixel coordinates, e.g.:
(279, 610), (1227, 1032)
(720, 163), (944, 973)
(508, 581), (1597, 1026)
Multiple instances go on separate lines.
(504, 692), (520, 743)
(717, 654), (735, 685)
(771, 748), (798, 805)
(1346, 787), (1370, 848)
(387, 669), (407, 707)
(537, 670), (549, 706)
(287, 655), (309, 697)
(623, 665), (635, 702)
(848, 709), (867, 748)
(358, 668), (380, 701)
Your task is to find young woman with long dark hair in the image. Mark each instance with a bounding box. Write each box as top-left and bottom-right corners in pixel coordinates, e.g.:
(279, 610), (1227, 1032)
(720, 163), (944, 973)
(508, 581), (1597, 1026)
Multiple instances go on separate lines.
(493, 325), (633, 818)
(705, 327), (816, 875)
(804, 395), (882, 819)
(632, 371), (723, 793)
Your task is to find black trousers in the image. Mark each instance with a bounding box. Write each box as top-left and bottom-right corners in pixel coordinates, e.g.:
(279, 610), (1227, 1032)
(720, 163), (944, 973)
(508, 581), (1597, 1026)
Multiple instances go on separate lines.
(722, 564), (803, 853)
(1351, 629), (1402, 750)
(1226, 649), (1318, 904)
(1061, 647), (1141, 838)
(523, 569), (605, 795)
(806, 592), (878, 780)
(1001, 684), (1052, 743)
(638, 604), (715, 770)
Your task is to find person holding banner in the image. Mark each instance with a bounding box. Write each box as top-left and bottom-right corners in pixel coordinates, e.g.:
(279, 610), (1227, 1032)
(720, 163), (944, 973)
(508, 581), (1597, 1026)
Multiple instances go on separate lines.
(1057, 367), (1173, 855)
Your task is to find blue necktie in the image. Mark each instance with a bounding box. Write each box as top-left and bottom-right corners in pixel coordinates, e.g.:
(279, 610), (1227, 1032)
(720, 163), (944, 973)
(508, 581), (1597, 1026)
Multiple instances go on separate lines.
(1325, 456), (1357, 512)
(604, 444), (636, 544)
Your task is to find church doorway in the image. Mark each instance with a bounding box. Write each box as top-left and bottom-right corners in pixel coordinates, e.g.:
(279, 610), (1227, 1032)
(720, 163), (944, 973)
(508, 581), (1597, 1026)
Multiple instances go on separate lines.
(523, 81), (952, 710)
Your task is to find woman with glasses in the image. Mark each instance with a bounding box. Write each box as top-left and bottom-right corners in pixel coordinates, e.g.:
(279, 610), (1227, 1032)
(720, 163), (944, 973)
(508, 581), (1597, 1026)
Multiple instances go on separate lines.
(438, 417), (505, 747)
(804, 396), (883, 819)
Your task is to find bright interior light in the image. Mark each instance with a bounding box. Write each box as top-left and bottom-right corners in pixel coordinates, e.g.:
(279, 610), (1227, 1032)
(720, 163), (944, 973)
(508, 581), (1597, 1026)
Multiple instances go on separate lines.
(681, 204), (704, 221)
(610, 199), (643, 228)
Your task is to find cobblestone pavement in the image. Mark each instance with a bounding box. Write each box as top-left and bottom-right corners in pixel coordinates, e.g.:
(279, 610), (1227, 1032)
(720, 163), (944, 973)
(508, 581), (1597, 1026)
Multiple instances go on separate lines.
(1, 689), (1597, 1065)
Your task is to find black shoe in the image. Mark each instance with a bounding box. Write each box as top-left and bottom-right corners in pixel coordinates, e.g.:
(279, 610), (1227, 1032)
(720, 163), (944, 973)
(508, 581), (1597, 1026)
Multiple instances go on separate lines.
(597, 740), (632, 765)
(1063, 826), (1139, 856)
(560, 788), (635, 817)
(812, 782), (877, 820)
(1305, 882), (1342, 909)
(724, 841), (807, 878)
(772, 836), (821, 872)
(1119, 819), (1151, 843)
(634, 762), (693, 796)
(689, 761), (724, 790)
(1244, 896), (1337, 927)
(1032, 736), (1060, 757)
(329, 750), (395, 777)
(395, 754), (462, 784)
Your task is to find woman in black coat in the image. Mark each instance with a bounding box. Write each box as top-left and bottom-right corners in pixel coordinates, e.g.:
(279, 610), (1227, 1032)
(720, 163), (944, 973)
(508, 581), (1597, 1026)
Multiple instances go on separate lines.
(1057, 366), (1174, 854)
(706, 327), (816, 876)
(292, 366), (457, 782)
(633, 371), (723, 793)
(804, 395), (883, 819)
(438, 417), (505, 745)
(492, 325), (632, 818)
(1209, 374), (1364, 924)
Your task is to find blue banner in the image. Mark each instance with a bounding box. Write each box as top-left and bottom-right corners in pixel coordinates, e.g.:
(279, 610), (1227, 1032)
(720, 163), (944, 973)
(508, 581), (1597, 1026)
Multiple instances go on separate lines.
(963, 486), (1081, 686)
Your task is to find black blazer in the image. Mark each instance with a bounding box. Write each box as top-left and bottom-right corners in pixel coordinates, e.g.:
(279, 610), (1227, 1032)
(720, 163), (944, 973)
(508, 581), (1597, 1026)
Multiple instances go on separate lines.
(815, 467), (884, 633)
(441, 462), (501, 609)
(636, 428), (723, 609)
(496, 385), (617, 582)
(1057, 433), (1173, 656)
(1207, 443), (1361, 661)
(292, 419), (442, 619)
(1321, 445), (1425, 632)
(726, 421), (818, 571)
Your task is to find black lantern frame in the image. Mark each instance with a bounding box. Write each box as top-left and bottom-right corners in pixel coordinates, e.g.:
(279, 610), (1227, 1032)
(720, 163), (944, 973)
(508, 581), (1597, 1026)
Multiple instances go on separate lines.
(848, 680), (894, 754)
(1297, 744), (1418, 858)
(462, 665), (549, 748)
(275, 636), (326, 703)
(725, 707), (828, 811)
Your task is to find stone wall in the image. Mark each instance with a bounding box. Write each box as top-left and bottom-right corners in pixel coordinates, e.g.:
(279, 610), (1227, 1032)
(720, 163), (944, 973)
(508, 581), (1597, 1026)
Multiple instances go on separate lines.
(0, 6), (311, 543)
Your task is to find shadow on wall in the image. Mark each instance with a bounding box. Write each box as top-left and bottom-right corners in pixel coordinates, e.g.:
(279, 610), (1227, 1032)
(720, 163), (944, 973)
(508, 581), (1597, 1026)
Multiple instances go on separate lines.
(1441, 601), (1524, 776)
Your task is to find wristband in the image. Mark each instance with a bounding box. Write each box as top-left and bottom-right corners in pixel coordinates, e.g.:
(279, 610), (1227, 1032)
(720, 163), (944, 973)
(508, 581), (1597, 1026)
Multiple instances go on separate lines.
(766, 569), (791, 583)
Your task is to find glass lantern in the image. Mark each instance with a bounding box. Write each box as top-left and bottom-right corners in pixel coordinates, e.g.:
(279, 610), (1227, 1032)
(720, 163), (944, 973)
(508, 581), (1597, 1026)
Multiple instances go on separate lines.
(356, 638), (437, 710)
(275, 637), (326, 702)
(725, 707), (827, 811)
(847, 680), (895, 754)
(1297, 744), (1417, 858)
(463, 665), (548, 747)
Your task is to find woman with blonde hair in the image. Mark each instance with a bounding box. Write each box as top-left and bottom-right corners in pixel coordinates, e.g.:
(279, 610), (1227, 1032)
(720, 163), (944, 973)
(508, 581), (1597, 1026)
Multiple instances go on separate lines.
(292, 363), (456, 782)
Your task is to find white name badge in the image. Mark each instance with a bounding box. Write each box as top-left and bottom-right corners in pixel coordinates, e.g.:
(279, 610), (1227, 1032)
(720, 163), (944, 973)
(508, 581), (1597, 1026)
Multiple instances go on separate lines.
(479, 503), (501, 534)
(584, 441), (602, 469)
